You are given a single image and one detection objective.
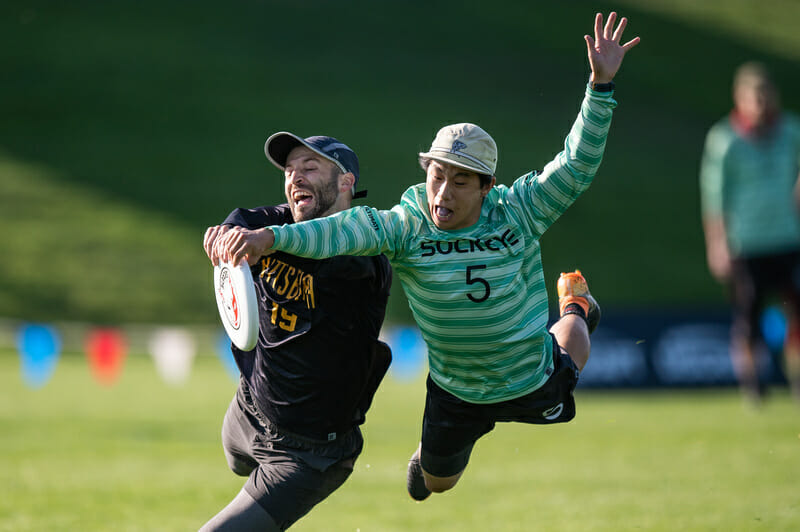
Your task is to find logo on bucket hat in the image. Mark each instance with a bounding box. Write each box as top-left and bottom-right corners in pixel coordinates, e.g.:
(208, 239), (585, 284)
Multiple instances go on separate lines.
(420, 123), (497, 176)
(451, 140), (468, 153)
(264, 132), (366, 198)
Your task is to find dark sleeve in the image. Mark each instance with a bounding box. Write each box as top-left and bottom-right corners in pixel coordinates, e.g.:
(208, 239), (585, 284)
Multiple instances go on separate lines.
(222, 204), (293, 229)
(320, 255), (392, 287)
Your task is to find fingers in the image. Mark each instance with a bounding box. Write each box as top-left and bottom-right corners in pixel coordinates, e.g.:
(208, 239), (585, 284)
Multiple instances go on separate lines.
(229, 234), (250, 267)
(621, 36), (641, 52)
(587, 12), (639, 83)
(594, 12), (636, 45)
(207, 226), (239, 267)
(611, 16), (627, 42)
(211, 226), (263, 268)
(218, 228), (245, 266)
(211, 229), (228, 266)
(593, 12), (603, 43)
(204, 225), (230, 266)
(603, 12), (617, 41)
(203, 227), (215, 260)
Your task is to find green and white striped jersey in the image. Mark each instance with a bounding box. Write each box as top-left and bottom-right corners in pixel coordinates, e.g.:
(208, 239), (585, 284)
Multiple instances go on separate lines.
(270, 86), (617, 403)
(700, 112), (800, 257)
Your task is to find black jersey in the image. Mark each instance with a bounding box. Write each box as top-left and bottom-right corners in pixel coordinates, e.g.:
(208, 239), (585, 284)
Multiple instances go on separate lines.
(223, 205), (392, 440)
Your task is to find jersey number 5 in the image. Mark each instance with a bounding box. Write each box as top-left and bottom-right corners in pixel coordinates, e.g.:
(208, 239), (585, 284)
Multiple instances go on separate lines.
(466, 265), (490, 303)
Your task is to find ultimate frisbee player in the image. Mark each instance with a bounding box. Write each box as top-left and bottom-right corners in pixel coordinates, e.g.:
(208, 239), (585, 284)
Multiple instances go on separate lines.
(700, 62), (800, 403)
(202, 134), (392, 530)
(215, 12), (640, 501)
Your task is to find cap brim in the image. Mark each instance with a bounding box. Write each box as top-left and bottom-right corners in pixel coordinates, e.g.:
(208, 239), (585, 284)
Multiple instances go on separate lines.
(264, 132), (305, 171)
(265, 132), (347, 174)
(419, 151), (494, 176)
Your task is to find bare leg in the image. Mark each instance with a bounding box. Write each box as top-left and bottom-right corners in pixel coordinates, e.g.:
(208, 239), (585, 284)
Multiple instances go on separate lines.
(783, 312), (800, 402)
(549, 314), (590, 371)
(732, 336), (763, 405)
(199, 487), (280, 532)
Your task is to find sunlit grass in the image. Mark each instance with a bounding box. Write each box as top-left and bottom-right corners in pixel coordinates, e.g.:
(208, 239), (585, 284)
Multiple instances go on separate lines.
(1, 350), (798, 531)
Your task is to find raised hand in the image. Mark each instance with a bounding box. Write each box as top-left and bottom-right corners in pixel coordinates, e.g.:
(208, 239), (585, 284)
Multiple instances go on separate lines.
(585, 12), (640, 84)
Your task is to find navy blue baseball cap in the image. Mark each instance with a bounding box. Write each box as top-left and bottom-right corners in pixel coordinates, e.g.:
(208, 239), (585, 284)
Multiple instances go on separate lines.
(264, 132), (366, 199)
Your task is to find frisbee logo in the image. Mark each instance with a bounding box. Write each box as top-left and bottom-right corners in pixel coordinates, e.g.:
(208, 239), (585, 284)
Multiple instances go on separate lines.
(214, 261), (258, 351)
(218, 267), (241, 330)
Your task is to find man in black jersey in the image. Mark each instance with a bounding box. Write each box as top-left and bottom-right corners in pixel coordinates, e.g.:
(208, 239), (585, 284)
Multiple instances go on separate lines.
(200, 133), (392, 531)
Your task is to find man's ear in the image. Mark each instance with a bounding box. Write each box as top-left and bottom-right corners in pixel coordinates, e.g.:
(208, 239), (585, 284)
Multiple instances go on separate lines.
(339, 172), (356, 193)
(481, 176), (497, 198)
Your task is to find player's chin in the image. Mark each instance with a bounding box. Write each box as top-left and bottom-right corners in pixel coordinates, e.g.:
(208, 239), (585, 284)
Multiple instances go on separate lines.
(431, 212), (456, 230)
(292, 204), (318, 222)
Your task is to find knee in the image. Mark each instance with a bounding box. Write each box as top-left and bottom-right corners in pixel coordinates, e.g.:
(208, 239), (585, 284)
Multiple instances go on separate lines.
(424, 472), (462, 493)
(427, 481), (456, 493)
(419, 446), (469, 494)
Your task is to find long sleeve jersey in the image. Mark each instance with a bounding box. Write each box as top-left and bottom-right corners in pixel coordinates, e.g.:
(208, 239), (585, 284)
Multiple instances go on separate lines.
(270, 85), (616, 403)
(700, 111), (800, 258)
(224, 205), (393, 439)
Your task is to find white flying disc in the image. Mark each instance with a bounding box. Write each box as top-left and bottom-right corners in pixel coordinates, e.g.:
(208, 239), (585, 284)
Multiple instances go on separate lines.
(214, 261), (259, 351)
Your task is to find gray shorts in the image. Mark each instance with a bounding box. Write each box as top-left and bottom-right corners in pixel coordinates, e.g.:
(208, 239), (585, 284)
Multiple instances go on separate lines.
(220, 384), (363, 530)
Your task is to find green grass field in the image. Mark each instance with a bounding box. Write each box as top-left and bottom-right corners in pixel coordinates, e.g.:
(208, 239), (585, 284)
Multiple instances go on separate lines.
(1, 349), (798, 531)
(4, 3), (800, 529)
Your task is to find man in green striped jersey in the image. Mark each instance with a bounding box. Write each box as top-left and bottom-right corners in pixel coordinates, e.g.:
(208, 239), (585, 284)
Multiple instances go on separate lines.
(700, 62), (800, 404)
(213, 11), (639, 501)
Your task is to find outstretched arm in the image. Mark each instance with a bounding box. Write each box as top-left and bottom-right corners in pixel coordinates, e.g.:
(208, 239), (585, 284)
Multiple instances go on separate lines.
(211, 205), (410, 267)
(211, 226), (275, 267)
(585, 12), (640, 84)
(510, 13), (639, 235)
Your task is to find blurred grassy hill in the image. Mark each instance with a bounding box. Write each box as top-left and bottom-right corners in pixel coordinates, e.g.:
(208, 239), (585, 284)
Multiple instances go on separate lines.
(1, 0), (799, 325)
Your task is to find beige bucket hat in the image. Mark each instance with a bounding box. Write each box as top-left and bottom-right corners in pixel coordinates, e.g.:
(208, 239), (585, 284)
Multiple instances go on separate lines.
(419, 123), (497, 175)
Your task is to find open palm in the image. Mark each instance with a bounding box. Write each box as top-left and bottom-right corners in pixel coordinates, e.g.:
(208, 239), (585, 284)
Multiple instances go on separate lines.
(585, 12), (640, 84)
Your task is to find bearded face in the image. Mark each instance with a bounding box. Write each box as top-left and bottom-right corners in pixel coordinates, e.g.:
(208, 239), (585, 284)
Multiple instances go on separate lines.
(284, 146), (342, 222)
(289, 168), (339, 222)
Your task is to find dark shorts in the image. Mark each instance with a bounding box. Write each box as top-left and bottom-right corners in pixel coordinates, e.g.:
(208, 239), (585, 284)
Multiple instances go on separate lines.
(729, 250), (800, 342)
(420, 339), (580, 477)
(220, 384), (362, 530)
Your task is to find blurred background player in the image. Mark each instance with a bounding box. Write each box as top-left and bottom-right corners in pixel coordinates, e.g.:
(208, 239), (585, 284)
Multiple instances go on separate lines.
(200, 133), (392, 530)
(212, 12), (638, 501)
(700, 61), (800, 405)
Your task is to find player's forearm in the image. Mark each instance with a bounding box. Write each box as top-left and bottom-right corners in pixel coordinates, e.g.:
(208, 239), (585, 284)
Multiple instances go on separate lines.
(702, 216), (728, 251)
(270, 206), (391, 259)
(561, 86), (617, 180)
(534, 87), (617, 208)
(702, 216), (732, 280)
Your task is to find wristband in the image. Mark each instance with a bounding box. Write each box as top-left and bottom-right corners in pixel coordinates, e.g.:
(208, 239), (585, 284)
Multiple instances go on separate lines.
(590, 81), (615, 92)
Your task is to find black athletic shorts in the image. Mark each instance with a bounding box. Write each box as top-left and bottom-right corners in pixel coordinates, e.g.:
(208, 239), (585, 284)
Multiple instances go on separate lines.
(729, 249), (800, 342)
(221, 383), (362, 530)
(420, 337), (580, 477)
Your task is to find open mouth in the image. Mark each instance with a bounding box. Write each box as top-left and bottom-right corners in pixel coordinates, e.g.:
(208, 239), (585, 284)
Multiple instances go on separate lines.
(433, 205), (453, 222)
(292, 190), (314, 208)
